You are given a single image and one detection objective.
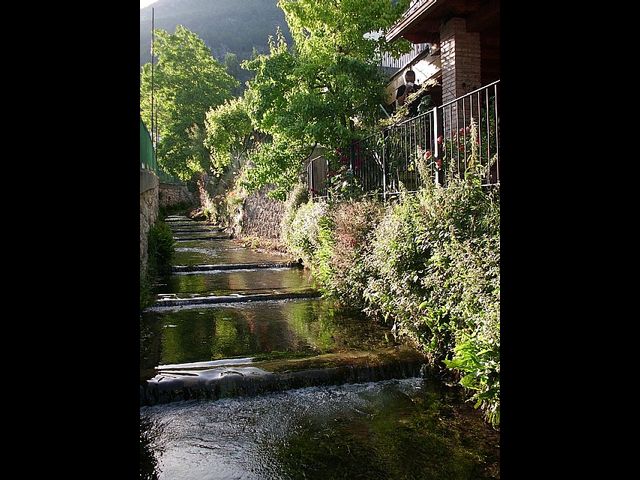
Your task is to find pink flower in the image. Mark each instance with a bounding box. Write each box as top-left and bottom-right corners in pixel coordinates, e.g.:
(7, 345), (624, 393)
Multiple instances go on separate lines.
(437, 135), (443, 144)
(424, 150), (432, 159)
(436, 159), (442, 169)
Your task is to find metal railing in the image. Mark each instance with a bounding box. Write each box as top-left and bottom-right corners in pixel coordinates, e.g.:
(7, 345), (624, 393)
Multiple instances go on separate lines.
(439, 81), (500, 186)
(140, 117), (158, 171)
(307, 80), (499, 199)
(140, 117), (184, 185)
(380, 43), (430, 72)
(405, 0), (432, 19)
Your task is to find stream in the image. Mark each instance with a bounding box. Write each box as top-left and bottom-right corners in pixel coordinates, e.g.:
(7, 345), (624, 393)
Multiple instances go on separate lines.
(140, 215), (499, 479)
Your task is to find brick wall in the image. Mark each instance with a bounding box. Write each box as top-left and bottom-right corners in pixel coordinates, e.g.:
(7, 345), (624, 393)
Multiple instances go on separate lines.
(440, 18), (481, 104)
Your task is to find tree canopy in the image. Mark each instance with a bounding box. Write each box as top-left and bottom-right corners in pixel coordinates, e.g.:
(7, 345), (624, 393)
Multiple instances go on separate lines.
(140, 25), (238, 180)
(204, 97), (254, 175)
(240, 0), (411, 197)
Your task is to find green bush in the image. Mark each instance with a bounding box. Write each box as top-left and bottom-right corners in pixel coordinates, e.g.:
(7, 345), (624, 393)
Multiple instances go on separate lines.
(281, 172), (500, 427)
(283, 200), (329, 267)
(323, 198), (384, 307)
(139, 273), (154, 311)
(281, 182), (309, 244)
(148, 221), (175, 276)
(363, 177), (499, 426)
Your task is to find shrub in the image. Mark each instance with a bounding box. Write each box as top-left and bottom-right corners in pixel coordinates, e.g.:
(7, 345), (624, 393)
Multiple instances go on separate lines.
(148, 221), (175, 276)
(363, 176), (499, 426)
(283, 199), (328, 266)
(279, 171), (500, 427)
(324, 198), (384, 307)
(281, 182), (309, 244)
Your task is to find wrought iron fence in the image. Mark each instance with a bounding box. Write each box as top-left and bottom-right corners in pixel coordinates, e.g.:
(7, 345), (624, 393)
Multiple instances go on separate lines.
(439, 81), (500, 186)
(307, 80), (499, 200)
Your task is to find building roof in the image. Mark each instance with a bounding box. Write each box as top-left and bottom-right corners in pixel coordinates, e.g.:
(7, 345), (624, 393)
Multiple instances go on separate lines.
(386, 0), (499, 44)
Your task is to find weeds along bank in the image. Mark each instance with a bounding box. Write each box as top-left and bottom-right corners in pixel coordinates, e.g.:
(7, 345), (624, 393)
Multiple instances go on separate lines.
(281, 177), (500, 427)
(140, 221), (175, 311)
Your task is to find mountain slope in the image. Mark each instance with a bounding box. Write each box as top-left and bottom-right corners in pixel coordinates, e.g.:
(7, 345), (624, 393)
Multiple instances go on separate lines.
(140, 0), (292, 66)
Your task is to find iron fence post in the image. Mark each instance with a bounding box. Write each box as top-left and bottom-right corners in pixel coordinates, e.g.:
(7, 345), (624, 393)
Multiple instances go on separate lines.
(382, 130), (388, 201)
(432, 106), (442, 186)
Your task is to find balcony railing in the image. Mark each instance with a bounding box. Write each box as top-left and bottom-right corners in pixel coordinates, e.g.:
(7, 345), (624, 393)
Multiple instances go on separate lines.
(380, 42), (430, 71)
(405, 0), (432, 18)
(307, 80), (500, 199)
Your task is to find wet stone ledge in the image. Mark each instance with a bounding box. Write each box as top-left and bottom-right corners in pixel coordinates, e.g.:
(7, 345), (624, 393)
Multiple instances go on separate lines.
(140, 348), (428, 406)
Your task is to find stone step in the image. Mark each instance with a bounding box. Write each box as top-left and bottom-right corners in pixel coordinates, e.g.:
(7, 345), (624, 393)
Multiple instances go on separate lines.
(174, 235), (232, 242)
(165, 220), (205, 225)
(140, 347), (428, 406)
(172, 262), (301, 273)
(171, 227), (224, 233)
(147, 290), (322, 310)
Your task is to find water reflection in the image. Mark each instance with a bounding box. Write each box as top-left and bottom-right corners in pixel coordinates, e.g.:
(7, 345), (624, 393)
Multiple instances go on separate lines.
(157, 268), (314, 296)
(173, 239), (288, 266)
(140, 300), (392, 370)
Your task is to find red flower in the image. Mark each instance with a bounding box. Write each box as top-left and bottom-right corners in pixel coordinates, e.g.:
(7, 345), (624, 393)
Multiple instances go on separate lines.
(437, 135), (443, 144)
(436, 159), (442, 169)
(424, 150), (432, 159)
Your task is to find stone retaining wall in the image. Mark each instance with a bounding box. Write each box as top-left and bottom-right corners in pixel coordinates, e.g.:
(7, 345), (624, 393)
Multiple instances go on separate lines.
(159, 183), (195, 208)
(241, 187), (286, 239)
(140, 170), (159, 274)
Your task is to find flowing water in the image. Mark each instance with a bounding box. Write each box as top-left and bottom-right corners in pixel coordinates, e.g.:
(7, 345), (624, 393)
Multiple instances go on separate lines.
(140, 216), (499, 479)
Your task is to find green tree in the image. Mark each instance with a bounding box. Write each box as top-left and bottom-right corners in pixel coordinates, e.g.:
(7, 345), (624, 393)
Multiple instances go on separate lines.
(241, 0), (410, 197)
(223, 52), (247, 96)
(204, 96), (254, 175)
(140, 25), (238, 180)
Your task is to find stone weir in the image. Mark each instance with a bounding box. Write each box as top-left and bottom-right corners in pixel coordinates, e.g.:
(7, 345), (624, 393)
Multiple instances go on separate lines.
(149, 290), (323, 309)
(172, 261), (302, 272)
(140, 347), (428, 406)
(141, 216), (428, 407)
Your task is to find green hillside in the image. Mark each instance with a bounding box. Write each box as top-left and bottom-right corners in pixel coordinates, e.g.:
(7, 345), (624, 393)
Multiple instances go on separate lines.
(140, 0), (292, 66)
